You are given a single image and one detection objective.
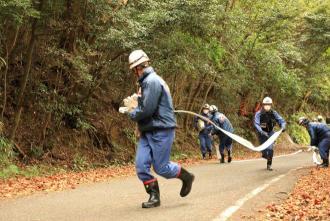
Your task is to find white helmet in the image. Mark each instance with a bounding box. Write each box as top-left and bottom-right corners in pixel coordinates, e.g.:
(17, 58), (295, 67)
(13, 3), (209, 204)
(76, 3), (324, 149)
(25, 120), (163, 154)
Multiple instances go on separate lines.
(202, 104), (210, 110)
(209, 105), (218, 113)
(317, 115), (323, 122)
(262, 97), (273, 105)
(298, 117), (309, 126)
(128, 50), (150, 69)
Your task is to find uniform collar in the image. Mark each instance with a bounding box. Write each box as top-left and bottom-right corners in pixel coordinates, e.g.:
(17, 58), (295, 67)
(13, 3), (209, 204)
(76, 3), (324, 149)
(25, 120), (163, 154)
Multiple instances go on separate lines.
(138, 67), (155, 83)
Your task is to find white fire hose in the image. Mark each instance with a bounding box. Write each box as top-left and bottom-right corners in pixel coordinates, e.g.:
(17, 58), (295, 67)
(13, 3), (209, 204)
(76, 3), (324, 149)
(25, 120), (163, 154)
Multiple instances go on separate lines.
(174, 110), (283, 152)
(120, 102), (309, 158)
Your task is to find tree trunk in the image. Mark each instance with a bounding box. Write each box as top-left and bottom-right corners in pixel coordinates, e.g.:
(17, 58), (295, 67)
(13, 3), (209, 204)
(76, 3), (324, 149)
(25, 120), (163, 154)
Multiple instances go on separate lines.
(187, 73), (207, 112)
(199, 75), (216, 113)
(174, 74), (187, 108)
(182, 81), (195, 128)
(1, 53), (8, 120)
(298, 90), (312, 112)
(225, 0), (236, 12)
(39, 112), (52, 148)
(10, 1), (43, 141)
(171, 72), (178, 103)
(184, 74), (206, 130)
(1, 26), (20, 120)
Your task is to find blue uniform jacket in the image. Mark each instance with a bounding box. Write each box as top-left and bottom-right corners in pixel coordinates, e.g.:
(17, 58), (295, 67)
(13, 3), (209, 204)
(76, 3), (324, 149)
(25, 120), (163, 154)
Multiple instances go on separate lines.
(211, 112), (234, 137)
(307, 123), (330, 146)
(129, 67), (176, 132)
(254, 110), (286, 134)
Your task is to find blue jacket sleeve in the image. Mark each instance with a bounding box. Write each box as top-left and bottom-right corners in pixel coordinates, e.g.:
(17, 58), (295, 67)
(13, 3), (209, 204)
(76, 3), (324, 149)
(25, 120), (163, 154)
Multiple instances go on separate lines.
(273, 111), (286, 130)
(254, 112), (263, 134)
(205, 121), (213, 133)
(212, 115), (222, 133)
(129, 79), (161, 122)
(210, 116), (218, 135)
(193, 116), (199, 129)
(307, 125), (317, 146)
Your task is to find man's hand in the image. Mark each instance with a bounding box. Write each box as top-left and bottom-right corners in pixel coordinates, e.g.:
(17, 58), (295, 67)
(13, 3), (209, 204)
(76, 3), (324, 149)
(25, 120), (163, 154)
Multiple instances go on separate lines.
(119, 107), (130, 114)
(123, 93), (139, 112)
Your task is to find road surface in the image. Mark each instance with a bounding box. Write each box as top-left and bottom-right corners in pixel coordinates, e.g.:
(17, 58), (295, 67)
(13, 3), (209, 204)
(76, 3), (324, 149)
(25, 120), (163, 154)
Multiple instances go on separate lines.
(0, 151), (313, 221)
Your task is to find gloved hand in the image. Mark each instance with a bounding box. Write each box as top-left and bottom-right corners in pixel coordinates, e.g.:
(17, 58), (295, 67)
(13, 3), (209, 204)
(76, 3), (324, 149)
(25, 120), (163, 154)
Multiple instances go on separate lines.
(123, 93), (139, 112)
(119, 107), (130, 114)
(281, 127), (286, 132)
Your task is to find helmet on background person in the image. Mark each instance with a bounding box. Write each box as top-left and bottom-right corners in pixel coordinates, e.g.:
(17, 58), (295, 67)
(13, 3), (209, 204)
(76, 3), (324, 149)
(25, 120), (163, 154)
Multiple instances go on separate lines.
(202, 104), (210, 114)
(202, 104), (210, 110)
(262, 97), (273, 112)
(317, 115), (323, 123)
(298, 117), (310, 126)
(128, 50), (150, 69)
(209, 105), (218, 113)
(262, 97), (273, 105)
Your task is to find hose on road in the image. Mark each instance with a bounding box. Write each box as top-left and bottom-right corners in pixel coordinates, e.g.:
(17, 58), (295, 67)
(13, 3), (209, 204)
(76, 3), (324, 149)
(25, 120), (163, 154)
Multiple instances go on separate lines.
(174, 110), (283, 152)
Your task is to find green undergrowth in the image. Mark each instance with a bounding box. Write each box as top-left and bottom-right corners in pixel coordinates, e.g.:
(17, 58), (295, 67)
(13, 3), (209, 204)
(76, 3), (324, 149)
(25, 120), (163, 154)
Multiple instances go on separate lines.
(287, 112), (314, 145)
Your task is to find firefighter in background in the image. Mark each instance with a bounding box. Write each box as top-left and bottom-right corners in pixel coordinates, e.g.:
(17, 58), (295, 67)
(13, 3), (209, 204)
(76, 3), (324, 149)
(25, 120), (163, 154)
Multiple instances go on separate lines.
(298, 117), (330, 168)
(194, 104), (213, 159)
(210, 105), (234, 164)
(254, 97), (286, 171)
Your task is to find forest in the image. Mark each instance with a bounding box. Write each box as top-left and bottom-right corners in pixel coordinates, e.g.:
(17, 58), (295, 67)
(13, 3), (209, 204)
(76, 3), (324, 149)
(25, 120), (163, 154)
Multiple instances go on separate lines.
(0, 0), (329, 176)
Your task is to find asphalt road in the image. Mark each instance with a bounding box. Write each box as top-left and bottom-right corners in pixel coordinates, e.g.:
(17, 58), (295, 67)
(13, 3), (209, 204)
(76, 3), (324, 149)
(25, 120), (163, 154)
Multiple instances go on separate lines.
(0, 151), (313, 221)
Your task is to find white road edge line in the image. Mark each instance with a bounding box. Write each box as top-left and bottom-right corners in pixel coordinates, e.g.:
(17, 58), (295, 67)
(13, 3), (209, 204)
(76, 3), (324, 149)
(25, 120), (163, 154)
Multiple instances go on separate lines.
(234, 150), (303, 163)
(212, 166), (304, 221)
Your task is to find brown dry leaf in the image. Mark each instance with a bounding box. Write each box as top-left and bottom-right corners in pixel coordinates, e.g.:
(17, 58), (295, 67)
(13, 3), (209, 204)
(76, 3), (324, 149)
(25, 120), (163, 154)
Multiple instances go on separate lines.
(0, 156), (206, 199)
(261, 167), (330, 221)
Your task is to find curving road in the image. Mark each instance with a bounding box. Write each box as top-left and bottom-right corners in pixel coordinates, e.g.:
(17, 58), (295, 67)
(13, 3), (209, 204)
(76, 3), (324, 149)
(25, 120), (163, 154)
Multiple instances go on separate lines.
(0, 151), (313, 221)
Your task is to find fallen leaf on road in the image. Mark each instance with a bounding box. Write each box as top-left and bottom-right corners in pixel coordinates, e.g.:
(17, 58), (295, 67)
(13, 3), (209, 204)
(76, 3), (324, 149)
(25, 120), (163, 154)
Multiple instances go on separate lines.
(262, 167), (330, 221)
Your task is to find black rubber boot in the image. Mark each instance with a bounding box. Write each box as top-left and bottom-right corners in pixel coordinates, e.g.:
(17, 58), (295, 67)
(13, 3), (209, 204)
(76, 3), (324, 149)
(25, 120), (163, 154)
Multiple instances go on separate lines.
(202, 153), (206, 160)
(319, 158), (329, 168)
(267, 158), (273, 171)
(142, 180), (160, 208)
(208, 151), (212, 159)
(178, 167), (195, 197)
(227, 150), (232, 163)
(220, 154), (225, 163)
